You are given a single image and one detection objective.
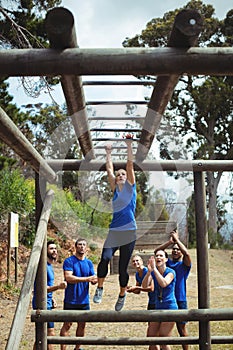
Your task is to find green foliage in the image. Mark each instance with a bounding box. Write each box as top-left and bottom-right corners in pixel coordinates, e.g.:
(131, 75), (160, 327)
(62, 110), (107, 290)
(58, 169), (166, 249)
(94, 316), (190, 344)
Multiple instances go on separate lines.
(187, 192), (229, 248)
(49, 184), (112, 238)
(0, 168), (34, 217)
(0, 169), (35, 246)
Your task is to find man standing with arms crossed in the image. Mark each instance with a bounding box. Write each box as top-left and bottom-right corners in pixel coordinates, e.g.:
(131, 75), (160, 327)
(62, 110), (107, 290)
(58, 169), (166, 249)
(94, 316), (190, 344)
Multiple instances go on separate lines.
(155, 230), (192, 350)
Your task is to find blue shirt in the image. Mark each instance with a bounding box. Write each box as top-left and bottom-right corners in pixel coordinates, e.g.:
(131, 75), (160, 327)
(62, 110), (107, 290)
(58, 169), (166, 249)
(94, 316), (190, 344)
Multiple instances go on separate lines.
(32, 262), (54, 309)
(151, 267), (178, 310)
(135, 267), (156, 306)
(110, 181), (137, 231)
(167, 259), (191, 302)
(63, 255), (95, 305)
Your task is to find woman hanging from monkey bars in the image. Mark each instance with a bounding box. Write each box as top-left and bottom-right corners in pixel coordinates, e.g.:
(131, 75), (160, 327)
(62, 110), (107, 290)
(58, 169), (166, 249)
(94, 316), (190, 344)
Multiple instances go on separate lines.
(93, 133), (137, 311)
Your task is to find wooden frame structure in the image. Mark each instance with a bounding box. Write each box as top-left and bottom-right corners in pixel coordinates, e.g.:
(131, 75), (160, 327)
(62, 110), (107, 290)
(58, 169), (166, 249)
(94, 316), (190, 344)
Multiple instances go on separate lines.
(2, 6), (233, 350)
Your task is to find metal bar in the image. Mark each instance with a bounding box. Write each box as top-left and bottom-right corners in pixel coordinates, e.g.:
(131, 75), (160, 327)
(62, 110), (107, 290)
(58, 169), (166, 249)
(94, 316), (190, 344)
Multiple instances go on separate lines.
(83, 80), (155, 85)
(95, 153), (128, 157)
(45, 7), (95, 160)
(94, 145), (138, 149)
(86, 101), (147, 105)
(92, 138), (140, 141)
(88, 116), (144, 120)
(0, 106), (57, 184)
(90, 128), (142, 132)
(31, 308), (233, 323)
(6, 189), (54, 350)
(46, 159), (233, 172)
(136, 9), (204, 161)
(0, 47), (233, 76)
(194, 172), (211, 350)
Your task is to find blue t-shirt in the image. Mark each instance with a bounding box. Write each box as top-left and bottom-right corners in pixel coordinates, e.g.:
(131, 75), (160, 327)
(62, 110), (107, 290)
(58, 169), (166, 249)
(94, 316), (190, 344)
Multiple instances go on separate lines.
(135, 267), (156, 306)
(47, 262), (54, 308)
(32, 262), (54, 309)
(151, 267), (178, 310)
(63, 255), (95, 305)
(110, 181), (137, 231)
(167, 258), (191, 302)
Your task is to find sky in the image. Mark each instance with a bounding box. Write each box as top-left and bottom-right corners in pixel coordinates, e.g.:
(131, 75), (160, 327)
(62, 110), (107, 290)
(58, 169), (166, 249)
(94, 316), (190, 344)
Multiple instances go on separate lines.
(9, 0), (233, 106)
(61, 0), (232, 48)
(7, 0), (233, 210)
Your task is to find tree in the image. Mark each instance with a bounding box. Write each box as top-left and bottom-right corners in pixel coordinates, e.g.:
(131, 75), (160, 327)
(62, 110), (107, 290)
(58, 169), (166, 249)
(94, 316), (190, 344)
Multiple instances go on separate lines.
(123, 0), (233, 244)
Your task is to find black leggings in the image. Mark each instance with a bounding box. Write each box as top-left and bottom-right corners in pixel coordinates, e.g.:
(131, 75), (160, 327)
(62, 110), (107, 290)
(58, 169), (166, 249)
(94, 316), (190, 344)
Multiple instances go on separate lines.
(97, 231), (136, 287)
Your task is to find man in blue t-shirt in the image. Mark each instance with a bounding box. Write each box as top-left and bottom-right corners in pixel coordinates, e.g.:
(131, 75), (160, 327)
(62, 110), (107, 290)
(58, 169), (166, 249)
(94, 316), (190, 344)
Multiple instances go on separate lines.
(60, 238), (97, 350)
(154, 230), (192, 350)
(33, 241), (67, 350)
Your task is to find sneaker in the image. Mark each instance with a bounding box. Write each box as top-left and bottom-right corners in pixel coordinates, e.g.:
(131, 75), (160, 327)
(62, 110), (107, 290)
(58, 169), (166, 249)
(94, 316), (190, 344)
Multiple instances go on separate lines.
(115, 294), (126, 311)
(93, 287), (103, 303)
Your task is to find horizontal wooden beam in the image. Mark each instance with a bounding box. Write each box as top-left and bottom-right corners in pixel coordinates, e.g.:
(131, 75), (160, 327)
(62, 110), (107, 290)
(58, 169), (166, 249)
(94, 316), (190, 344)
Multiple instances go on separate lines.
(46, 335), (233, 346)
(0, 47), (232, 76)
(46, 159), (233, 172)
(47, 335), (200, 346)
(31, 308), (233, 323)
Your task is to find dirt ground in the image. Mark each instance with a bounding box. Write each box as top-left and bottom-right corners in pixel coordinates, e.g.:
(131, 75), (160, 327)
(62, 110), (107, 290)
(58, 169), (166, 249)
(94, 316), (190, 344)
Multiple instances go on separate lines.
(1, 248), (233, 350)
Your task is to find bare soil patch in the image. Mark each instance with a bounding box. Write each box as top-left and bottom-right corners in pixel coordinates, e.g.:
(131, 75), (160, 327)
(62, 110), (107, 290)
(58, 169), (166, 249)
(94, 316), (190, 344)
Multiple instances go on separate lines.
(1, 248), (233, 350)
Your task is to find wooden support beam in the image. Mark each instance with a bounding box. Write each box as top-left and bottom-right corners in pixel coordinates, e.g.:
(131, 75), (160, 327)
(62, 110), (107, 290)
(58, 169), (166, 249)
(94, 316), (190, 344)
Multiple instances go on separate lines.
(136, 9), (203, 161)
(45, 7), (95, 160)
(6, 190), (54, 350)
(47, 335), (233, 346)
(0, 47), (232, 76)
(46, 159), (233, 172)
(0, 106), (57, 183)
(194, 172), (211, 350)
(31, 308), (233, 323)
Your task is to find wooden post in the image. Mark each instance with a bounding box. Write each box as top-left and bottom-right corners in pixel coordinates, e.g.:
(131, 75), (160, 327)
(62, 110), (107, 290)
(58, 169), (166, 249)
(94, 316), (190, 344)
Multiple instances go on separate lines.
(194, 172), (211, 350)
(34, 174), (47, 350)
(6, 189), (54, 350)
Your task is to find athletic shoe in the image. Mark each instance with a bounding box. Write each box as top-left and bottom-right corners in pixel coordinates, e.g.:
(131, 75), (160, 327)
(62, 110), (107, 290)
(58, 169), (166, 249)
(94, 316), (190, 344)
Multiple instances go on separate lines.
(93, 287), (103, 303)
(115, 294), (126, 311)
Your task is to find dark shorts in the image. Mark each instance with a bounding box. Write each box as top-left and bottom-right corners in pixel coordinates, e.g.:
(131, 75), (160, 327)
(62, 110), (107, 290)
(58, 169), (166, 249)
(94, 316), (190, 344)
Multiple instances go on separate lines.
(47, 307), (54, 329)
(147, 303), (156, 310)
(64, 302), (90, 311)
(177, 300), (188, 324)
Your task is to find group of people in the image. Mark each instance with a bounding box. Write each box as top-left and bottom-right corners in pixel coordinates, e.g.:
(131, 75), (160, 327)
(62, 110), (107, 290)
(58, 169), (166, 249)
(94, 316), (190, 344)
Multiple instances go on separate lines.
(128, 229), (191, 350)
(33, 137), (191, 350)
